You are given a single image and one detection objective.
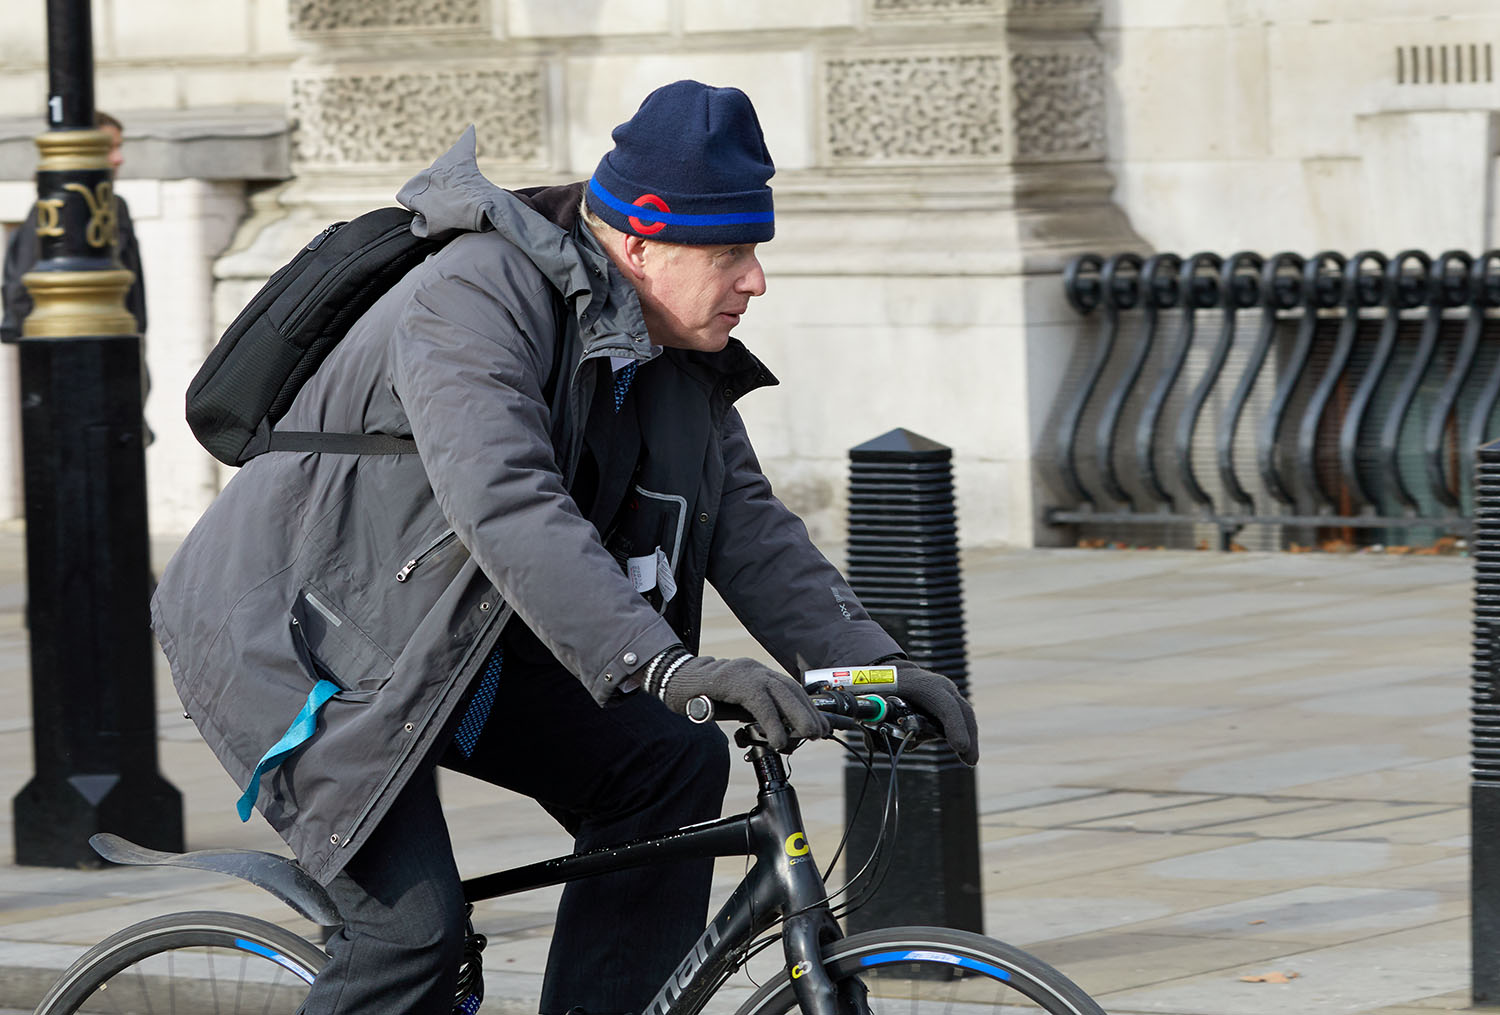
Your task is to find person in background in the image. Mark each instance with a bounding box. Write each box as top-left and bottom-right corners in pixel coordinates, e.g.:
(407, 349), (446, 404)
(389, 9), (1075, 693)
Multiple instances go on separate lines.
(1, 109), (147, 343)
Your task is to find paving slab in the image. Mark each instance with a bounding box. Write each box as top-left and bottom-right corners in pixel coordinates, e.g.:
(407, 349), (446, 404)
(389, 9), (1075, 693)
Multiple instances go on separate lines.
(0, 532), (1482, 1014)
(1099, 920), (1468, 1015)
(1145, 884), (1460, 944)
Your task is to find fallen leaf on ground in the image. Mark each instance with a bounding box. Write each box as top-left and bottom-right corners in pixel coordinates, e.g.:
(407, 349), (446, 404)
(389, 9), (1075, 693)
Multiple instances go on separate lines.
(1240, 971), (1299, 984)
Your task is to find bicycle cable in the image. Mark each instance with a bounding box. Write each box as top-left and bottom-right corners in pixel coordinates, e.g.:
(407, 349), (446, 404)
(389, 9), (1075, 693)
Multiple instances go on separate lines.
(817, 731), (893, 912)
(817, 733), (877, 884)
(827, 733), (907, 921)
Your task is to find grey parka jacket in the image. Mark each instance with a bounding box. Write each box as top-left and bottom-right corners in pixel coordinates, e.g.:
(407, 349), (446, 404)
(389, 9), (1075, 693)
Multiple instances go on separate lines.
(151, 129), (901, 886)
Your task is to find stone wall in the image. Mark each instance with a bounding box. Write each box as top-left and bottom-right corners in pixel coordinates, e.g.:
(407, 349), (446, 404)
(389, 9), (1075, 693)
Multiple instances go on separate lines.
(221, 0), (1137, 548)
(5, 1), (1497, 545)
(0, 0), (1141, 547)
(1103, 0), (1500, 256)
(0, 0), (294, 118)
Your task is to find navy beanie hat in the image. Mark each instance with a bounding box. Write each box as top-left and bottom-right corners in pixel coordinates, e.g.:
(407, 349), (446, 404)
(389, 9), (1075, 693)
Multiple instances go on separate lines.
(587, 80), (775, 245)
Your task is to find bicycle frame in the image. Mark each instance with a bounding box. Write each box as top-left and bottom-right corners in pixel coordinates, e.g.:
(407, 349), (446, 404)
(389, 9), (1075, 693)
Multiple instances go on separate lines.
(459, 736), (853, 1015)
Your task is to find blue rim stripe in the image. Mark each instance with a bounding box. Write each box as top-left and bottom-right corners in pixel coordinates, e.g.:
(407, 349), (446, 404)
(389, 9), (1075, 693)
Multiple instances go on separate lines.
(857, 950), (1012, 981)
(235, 938), (318, 984)
(588, 178), (774, 226)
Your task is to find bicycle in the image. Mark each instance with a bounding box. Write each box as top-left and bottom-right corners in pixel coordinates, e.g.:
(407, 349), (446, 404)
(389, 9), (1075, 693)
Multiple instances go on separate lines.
(32, 687), (1106, 1015)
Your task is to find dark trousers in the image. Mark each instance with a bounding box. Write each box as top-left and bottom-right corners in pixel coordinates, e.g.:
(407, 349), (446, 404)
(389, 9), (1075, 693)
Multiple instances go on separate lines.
(301, 659), (730, 1015)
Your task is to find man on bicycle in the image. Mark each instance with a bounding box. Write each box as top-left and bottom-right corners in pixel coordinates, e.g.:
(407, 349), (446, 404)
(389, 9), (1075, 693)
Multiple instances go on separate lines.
(152, 79), (978, 1015)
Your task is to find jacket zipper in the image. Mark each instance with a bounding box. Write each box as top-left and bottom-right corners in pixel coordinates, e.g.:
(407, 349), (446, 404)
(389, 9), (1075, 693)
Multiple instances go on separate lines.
(285, 225), (418, 333)
(395, 529), (457, 582)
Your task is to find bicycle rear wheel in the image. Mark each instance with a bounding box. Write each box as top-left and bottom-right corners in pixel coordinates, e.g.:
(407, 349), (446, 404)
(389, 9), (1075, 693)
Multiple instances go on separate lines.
(33, 910), (325, 1015)
(733, 926), (1104, 1015)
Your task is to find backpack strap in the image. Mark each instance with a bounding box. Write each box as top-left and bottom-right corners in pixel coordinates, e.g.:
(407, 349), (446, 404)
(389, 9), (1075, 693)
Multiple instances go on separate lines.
(266, 431), (419, 455)
(265, 286), (573, 458)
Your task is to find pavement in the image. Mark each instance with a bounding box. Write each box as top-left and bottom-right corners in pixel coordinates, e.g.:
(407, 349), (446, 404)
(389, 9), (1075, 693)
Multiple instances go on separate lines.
(0, 525), (1482, 1014)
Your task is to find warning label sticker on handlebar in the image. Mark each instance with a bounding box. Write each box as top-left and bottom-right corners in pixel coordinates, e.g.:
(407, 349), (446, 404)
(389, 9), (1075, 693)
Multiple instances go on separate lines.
(802, 665), (897, 688)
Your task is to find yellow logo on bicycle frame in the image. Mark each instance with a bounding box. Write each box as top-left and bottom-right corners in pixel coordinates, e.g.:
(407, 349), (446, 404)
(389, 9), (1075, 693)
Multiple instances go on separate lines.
(785, 832), (810, 857)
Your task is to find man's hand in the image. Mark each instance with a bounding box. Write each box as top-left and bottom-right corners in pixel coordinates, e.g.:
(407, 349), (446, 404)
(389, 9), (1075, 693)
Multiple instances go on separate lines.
(889, 660), (979, 766)
(645, 649), (830, 751)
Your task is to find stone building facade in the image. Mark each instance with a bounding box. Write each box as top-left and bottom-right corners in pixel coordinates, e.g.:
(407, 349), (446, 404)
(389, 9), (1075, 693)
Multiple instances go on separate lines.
(1, 1), (1490, 547)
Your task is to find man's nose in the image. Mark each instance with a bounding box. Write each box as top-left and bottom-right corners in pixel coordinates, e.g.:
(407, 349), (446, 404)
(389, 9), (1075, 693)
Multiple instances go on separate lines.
(739, 257), (767, 297)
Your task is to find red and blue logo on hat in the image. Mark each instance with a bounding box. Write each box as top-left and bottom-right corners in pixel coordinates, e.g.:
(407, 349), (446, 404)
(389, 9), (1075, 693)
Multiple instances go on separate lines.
(629, 194), (671, 236)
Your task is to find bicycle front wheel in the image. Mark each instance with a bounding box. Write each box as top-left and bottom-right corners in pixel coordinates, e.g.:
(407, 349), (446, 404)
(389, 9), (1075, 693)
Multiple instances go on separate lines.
(734, 926), (1104, 1015)
(34, 910), (325, 1015)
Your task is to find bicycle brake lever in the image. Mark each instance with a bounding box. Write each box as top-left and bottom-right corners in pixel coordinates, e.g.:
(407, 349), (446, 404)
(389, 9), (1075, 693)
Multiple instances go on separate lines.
(823, 712), (864, 733)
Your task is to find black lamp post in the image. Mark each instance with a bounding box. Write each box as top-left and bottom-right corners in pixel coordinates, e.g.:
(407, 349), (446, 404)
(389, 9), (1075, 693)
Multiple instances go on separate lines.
(11, 0), (182, 866)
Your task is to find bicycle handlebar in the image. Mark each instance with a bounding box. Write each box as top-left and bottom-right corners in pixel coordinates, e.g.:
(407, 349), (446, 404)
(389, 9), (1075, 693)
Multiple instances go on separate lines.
(686, 683), (939, 747)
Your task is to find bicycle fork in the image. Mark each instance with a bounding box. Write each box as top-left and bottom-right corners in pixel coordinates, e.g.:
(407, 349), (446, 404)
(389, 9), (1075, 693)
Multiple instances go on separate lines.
(782, 909), (868, 1015)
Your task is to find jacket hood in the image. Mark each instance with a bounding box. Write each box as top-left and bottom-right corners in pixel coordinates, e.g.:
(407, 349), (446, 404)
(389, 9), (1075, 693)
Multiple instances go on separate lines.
(396, 127), (647, 353)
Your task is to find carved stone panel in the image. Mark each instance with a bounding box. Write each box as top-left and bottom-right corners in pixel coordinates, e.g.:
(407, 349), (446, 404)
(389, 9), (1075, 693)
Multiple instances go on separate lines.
(290, 0), (483, 34)
(824, 53), (1003, 164)
(290, 68), (546, 167)
(1009, 46), (1104, 160)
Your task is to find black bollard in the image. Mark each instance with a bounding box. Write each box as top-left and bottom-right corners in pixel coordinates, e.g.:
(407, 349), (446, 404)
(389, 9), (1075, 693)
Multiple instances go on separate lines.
(843, 428), (983, 934)
(1473, 438), (1500, 1003)
(11, 0), (182, 866)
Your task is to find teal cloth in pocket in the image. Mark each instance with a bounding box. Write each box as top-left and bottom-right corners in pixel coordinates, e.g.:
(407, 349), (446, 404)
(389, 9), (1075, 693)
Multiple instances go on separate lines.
(236, 678), (341, 821)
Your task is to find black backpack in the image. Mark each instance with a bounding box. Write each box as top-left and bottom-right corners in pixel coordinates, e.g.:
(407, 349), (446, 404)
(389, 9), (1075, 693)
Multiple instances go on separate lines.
(186, 207), (450, 466)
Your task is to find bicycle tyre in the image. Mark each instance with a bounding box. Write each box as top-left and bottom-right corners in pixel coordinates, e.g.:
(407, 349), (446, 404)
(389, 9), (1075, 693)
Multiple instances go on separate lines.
(33, 910), (326, 1015)
(733, 926), (1105, 1015)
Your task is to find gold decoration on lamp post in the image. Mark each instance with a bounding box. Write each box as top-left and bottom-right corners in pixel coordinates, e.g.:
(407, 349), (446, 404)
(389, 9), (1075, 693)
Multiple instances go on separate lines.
(21, 127), (136, 339)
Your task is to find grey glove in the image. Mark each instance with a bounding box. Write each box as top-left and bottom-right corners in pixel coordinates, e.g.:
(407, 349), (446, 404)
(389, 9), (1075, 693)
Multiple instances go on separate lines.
(643, 648), (830, 751)
(889, 660), (979, 766)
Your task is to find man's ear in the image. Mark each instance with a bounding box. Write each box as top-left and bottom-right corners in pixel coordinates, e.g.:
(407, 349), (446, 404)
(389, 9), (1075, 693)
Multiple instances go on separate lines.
(621, 234), (650, 281)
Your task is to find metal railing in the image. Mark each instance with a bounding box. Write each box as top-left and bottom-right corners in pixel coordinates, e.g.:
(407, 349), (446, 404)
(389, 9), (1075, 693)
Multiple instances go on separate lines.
(1047, 249), (1500, 549)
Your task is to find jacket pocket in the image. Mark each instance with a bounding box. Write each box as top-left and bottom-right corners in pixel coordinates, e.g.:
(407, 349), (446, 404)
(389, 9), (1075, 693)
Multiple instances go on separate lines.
(290, 585), (395, 692)
(603, 485), (687, 613)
